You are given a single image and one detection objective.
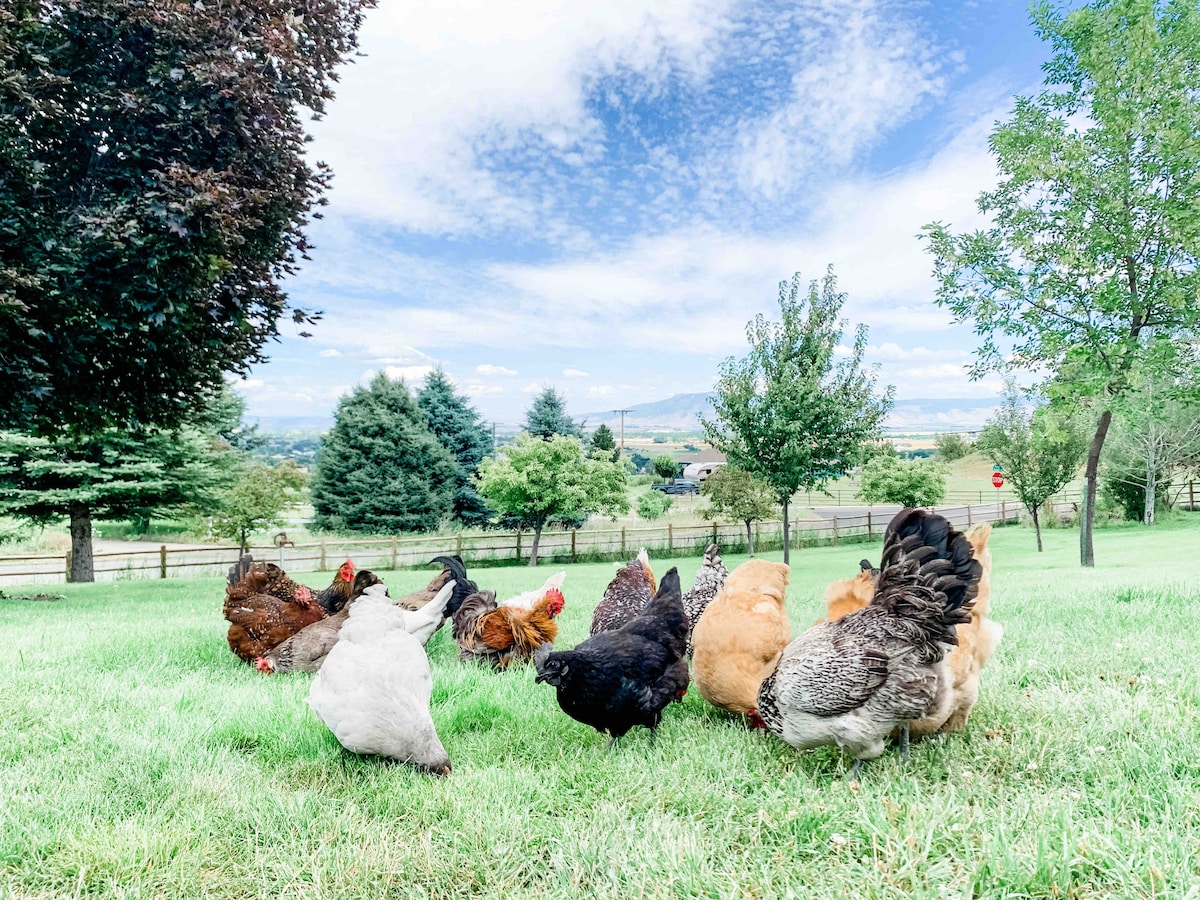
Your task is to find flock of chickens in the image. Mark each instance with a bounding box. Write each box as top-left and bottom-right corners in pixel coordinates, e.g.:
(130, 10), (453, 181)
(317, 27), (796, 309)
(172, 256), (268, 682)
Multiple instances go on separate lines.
(221, 508), (1002, 776)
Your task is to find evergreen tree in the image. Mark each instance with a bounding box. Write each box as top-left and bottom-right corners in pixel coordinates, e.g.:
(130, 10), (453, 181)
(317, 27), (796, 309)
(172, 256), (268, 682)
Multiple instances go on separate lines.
(311, 374), (457, 534)
(525, 387), (582, 440)
(0, 421), (237, 582)
(417, 369), (493, 527)
(590, 423), (620, 462)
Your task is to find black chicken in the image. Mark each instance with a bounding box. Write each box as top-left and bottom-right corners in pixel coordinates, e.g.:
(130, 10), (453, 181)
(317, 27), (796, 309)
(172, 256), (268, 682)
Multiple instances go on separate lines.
(534, 568), (689, 747)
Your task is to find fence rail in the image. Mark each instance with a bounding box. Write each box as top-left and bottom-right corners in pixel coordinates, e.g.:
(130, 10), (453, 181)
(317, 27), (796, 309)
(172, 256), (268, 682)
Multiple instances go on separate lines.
(0, 498), (1084, 586)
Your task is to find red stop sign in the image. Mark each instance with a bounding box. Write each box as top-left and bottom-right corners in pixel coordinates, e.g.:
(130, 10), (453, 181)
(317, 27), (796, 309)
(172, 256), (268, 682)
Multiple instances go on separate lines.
(991, 473), (1005, 488)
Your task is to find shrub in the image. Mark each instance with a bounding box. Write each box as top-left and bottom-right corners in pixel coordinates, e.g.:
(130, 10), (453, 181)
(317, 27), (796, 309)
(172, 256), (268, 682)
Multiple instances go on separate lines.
(637, 490), (673, 520)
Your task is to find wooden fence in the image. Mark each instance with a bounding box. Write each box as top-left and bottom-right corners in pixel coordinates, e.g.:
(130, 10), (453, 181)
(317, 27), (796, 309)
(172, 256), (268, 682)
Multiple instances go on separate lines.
(0, 498), (1081, 586)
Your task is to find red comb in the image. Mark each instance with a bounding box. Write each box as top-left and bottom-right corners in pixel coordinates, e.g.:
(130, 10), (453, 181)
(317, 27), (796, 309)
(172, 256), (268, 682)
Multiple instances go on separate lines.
(544, 588), (565, 615)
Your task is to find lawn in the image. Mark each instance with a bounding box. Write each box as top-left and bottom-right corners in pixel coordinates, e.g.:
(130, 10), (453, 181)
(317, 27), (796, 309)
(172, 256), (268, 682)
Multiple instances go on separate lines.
(2, 517), (1199, 898)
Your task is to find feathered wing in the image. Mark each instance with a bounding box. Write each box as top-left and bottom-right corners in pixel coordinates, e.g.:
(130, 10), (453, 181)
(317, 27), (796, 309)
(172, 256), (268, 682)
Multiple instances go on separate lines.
(590, 556), (655, 634)
(682, 544), (727, 654)
(500, 571), (567, 610)
(771, 628), (890, 717)
(401, 580), (457, 646)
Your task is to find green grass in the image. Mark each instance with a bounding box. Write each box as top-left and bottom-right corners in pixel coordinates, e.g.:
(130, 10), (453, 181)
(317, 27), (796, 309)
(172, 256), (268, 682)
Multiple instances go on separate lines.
(2, 519), (1199, 898)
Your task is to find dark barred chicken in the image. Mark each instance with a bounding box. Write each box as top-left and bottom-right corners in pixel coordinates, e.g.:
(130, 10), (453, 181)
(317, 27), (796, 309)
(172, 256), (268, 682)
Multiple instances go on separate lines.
(755, 508), (982, 773)
(682, 543), (727, 656)
(589, 549), (656, 634)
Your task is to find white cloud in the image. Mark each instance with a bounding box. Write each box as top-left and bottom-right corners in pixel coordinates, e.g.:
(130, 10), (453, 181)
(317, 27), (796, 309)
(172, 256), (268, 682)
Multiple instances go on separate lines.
(319, 349), (342, 358)
(477, 363), (518, 376)
(587, 385), (615, 398)
(521, 382), (542, 394)
(379, 365), (436, 383)
(464, 383), (506, 396)
(563, 367), (590, 378)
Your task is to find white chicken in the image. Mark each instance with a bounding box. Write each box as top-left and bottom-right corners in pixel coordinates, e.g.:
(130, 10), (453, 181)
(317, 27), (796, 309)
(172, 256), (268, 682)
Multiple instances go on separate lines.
(498, 570), (567, 611)
(306, 581), (456, 775)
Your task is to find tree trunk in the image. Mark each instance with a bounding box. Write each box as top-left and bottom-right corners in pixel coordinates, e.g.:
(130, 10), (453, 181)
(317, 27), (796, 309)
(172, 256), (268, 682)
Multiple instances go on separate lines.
(69, 502), (95, 583)
(782, 496), (791, 565)
(1144, 447), (1156, 526)
(529, 520), (543, 567)
(744, 519), (755, 556)
(1080, 409), (1113, 567)
(1031, 504), (1043, 553)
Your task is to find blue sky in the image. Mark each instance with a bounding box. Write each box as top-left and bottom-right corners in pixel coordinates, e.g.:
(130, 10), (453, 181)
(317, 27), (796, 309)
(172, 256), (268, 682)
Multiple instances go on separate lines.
(236, 0), (1051, 427)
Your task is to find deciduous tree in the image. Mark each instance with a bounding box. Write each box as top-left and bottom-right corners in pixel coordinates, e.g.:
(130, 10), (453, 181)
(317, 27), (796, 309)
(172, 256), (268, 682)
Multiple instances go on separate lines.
(701, 466), (777, 555)
(923, 0), (1200, 565)
(702, 268), (892, 563)
(857, 457), (948, 511)
(211, 461), (308, 554)
(477, 433), (628, 566)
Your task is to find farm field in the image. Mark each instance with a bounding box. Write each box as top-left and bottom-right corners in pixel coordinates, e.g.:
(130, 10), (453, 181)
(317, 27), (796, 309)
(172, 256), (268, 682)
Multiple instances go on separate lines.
(2, 518), (1199, 898)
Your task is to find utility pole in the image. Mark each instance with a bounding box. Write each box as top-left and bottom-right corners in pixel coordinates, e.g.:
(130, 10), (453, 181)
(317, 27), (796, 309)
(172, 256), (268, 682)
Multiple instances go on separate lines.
(613, 409), (631, 453)
(490, 421), (498, 449)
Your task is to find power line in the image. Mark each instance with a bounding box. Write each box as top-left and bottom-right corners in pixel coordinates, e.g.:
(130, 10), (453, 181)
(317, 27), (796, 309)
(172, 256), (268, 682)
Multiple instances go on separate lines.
(613, 409), (632, 453)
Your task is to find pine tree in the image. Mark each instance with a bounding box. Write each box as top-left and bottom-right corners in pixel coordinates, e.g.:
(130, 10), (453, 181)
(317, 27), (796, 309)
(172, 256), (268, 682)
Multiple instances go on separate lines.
(417, 369), (493, 527)
(311, 374), (458, 534)
(525, 387), (582, 440)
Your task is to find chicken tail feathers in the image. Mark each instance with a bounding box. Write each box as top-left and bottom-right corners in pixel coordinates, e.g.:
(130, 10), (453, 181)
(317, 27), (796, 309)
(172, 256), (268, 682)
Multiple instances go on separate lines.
(872, 508), (983, 653)
(430, 555), (478, 617)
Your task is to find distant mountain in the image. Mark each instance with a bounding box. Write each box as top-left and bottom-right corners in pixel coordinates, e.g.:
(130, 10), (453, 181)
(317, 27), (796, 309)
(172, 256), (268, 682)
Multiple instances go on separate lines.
(581, 393), (999, 433)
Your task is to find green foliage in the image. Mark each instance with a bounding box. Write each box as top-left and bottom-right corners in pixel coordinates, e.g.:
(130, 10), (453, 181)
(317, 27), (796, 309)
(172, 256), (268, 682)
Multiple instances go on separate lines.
(702, 268), (893, 561)
(417, 369), (493, 527)
(857, 456), (948, 509)
(210, 461), (307, 553)
(524, 388), (582, 440)
(976, 380), (1088, 549)
(590, 424), (616, 453)
(701, 466), (777, 525)
(311, 374), (458, 534)
(477, 433), (628, 564)
(922, 0), (1200, 563)
(628, 451), (651, 472)
(935, 432), (973, 462)
(0, 0), (374, 434)
(636, 490), (673, 521)
(651, 454), (678, 482)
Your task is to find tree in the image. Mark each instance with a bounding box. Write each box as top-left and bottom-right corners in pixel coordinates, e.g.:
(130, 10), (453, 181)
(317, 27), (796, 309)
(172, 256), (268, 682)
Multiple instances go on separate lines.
(477, 433), (629, 566)
(590, 424), (620, 462)
(702, 269), (893, 564)
(923, 0), (1200, 566)
(0, 0), (373, 435)
(651, 454), (678, 482)
(311, 374), (458, 534)
(1102, 364), (1200, 523)
(976, 381), (1088, 551)
(637, 490), (673, 521)
(524, 388), (582, 440)
(0, 423), (236, 582)
(211, 461), (308, 554)
(857, 457), (948, 510)
(935, 432), (973, 462)
(701, 466), (777, 555)
(417, 369), (493, 527)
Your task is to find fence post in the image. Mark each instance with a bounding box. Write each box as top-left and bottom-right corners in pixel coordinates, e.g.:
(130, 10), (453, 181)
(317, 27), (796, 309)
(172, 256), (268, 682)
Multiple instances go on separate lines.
(967, 505), (972, 527)
(668, 524), (674, 552)
(319, 539), (327, 571)
(390, 536), (398, 570)
(160, 545), (167, 579)
(516, 531), (522, 563)
(571, 529), (577, 562)
(621, 527), (626, 556)
(456, 533), (463, 556)
(1001, 500), (1007, 521)
(1191, 481), (1196, 510)
(832, 516), (839, 544)
(866, 511), (872, 539)
(65, 549), (72, 584)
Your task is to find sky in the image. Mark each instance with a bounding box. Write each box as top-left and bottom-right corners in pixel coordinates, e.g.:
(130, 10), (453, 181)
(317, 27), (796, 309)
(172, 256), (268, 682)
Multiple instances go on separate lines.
(235, 0), (1052, 428)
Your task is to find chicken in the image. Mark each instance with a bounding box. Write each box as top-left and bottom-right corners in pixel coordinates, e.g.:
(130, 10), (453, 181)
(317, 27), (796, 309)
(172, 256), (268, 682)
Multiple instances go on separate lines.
(229, 557), (357, 615)
(682, 544), (728, 656)
(535, 568), (689, 747)
(589, 548), (656, 634)
(392, 555), (479, 625)
(223, 581), (327, 665)
(254, 570), (387, 674)
(818, 524), (1001, 737)
(452, 578), (566, 670)
(306, 582), (457, 775)
(755, 508), (982, 772)
(691, 559), (792, 721)
(819, 559), (878, 625)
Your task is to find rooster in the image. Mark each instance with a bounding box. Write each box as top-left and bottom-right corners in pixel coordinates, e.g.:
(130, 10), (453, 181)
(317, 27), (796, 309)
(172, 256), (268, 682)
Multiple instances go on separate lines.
(393, 555), (479, 626)
(589, 548), (656, 634)
(452, 574), (567, 670)
(755, 508), (982, 773)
